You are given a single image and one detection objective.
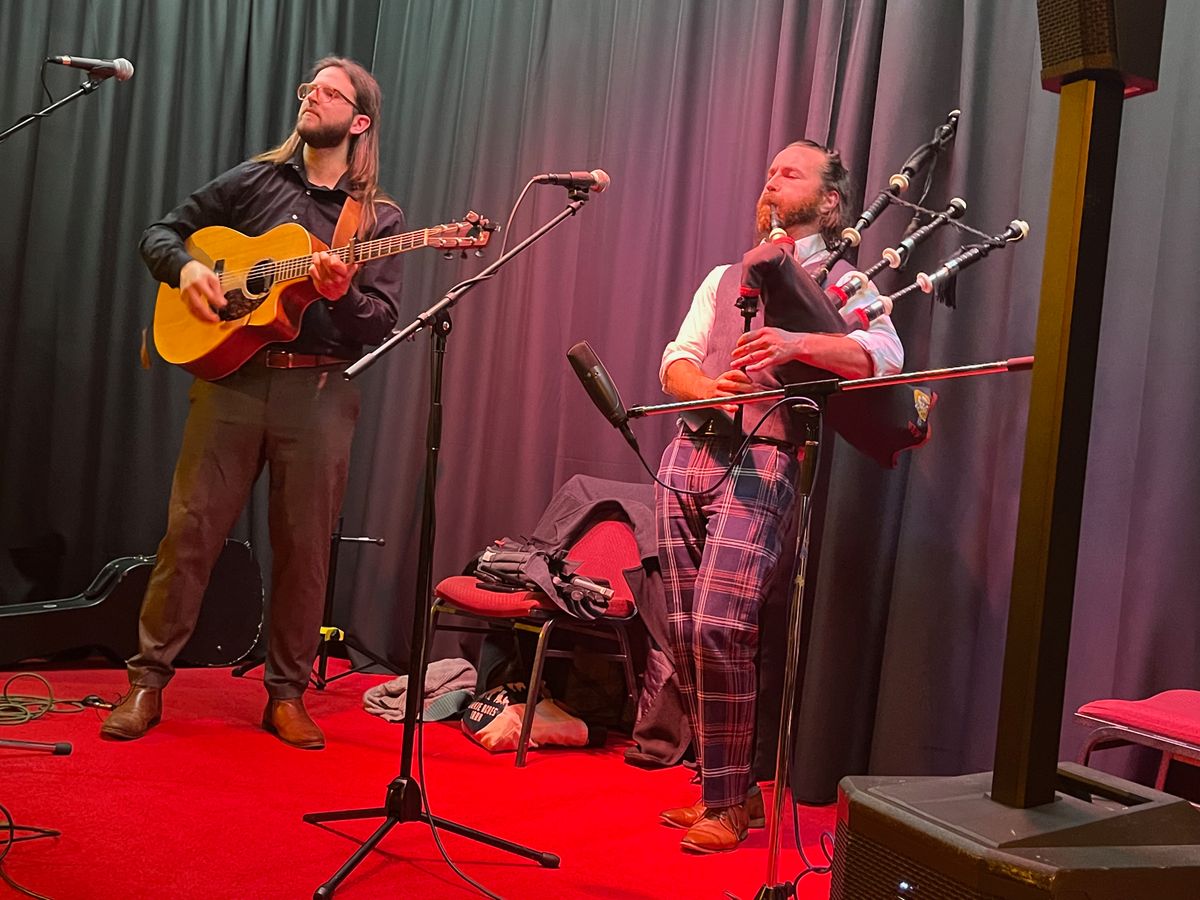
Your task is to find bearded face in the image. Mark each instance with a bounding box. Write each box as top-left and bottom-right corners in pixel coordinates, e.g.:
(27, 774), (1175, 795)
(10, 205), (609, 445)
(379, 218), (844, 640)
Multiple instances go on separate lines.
(297, 111), (353, 149)
(755, 189), (824, 237)
(754, 144), (840, 241)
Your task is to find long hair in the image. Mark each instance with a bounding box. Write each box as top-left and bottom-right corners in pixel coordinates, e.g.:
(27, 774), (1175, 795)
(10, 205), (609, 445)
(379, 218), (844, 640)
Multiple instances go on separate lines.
(254, 56), (394, 238)
(786, 139), (853, 246)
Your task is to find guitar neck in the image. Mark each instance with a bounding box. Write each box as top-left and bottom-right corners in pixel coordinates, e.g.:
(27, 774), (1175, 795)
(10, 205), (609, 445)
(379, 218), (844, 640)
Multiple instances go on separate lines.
(275, 228), (431, 281)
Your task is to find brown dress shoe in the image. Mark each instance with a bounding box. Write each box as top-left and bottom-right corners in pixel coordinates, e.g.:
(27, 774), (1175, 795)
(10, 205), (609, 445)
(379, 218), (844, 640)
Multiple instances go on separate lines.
(680, 803), (750, 854)
(262, 697), (325, 749)
(99, 686), (162, 740)
(660, 785), (765, 829)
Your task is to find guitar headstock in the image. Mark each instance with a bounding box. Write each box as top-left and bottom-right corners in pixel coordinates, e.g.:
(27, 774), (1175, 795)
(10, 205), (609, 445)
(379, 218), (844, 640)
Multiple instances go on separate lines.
(426, 211), (497, 251)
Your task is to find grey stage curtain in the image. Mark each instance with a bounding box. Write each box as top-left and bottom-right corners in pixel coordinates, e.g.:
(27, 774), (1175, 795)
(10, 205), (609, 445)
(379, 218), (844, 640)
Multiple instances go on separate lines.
(2, 1), (1198, 803)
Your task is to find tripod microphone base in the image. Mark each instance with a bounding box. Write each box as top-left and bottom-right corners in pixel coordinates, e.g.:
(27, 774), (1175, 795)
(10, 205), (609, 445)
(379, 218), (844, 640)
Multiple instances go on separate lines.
(305, 775), (559, 897)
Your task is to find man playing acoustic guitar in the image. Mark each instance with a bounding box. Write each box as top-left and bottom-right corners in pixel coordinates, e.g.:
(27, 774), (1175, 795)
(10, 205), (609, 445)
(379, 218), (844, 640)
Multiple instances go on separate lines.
(101, 57), (405, 749)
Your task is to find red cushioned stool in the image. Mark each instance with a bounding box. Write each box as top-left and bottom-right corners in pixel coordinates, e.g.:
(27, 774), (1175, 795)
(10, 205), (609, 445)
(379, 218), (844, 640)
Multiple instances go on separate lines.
(1075, 690), (1200, 791)
(430, 518), (641, 767)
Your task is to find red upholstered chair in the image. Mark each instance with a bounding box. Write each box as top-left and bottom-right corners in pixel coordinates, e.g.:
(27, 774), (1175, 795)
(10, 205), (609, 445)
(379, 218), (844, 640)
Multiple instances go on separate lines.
(430, 518), (641, 766)
(1075, 690), (1200, 791)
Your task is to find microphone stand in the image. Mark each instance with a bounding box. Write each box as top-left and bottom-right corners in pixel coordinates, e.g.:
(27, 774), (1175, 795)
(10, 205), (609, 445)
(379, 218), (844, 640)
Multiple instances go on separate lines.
(0, 738), (71, 754)
(627, 355), (1033, 899)
(304, 190), (594, 897)
(0, 76), (113, 145)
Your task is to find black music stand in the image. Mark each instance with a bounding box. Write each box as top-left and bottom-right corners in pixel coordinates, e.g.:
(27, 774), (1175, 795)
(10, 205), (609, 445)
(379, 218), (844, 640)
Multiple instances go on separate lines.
(310, 518), (396, 689)
(231, 518), (400, 688)
(626, 357), (1033, 898)
(302, 191), (596, 897)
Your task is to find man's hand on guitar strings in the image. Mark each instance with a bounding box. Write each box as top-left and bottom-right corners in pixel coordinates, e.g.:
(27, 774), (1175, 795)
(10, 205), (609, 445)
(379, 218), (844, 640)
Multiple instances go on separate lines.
(179, 259), (225, 323)
(310, 250), (357, 300)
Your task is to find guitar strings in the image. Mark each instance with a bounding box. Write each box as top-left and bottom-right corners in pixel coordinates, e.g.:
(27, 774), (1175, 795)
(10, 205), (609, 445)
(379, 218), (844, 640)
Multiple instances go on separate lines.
(214, 228), (446, 290)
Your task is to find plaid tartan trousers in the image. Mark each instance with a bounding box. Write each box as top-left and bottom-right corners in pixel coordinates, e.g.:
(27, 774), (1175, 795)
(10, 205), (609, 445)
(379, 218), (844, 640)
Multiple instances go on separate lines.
(656, 431), (800, 809)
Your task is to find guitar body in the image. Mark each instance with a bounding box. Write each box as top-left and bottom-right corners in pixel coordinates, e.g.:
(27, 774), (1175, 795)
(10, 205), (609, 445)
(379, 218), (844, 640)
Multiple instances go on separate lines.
(151, 213), (493, 380)
(152, 223), (327, 381)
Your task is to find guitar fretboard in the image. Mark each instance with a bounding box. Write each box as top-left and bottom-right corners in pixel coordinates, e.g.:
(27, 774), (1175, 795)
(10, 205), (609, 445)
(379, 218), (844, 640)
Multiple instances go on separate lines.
(273, 229), (430, 281)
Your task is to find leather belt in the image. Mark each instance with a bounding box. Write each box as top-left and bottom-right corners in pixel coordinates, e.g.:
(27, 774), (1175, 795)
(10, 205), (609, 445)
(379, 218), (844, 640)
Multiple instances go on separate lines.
(263, 350), (351, 369)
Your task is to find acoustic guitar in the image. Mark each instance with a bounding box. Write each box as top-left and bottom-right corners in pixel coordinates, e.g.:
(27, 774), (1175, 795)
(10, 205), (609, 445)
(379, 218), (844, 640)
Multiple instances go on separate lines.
(152, 211), (493, 380)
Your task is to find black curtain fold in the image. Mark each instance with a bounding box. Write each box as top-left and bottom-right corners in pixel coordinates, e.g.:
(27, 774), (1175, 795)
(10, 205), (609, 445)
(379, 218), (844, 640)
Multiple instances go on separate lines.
(3, 0), (1198, 803)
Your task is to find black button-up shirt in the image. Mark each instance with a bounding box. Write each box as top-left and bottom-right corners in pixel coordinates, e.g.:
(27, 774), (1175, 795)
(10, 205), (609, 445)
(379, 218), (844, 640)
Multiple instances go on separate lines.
(139, 157), (405, 358)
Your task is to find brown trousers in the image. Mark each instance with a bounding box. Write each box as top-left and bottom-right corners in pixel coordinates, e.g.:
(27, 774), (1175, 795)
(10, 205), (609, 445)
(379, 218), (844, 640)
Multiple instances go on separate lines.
(128, 358), (360, 698)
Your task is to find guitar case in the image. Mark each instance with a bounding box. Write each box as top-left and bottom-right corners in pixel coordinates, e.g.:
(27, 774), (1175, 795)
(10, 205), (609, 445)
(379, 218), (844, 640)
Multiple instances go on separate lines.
(0, 539), (263, 667)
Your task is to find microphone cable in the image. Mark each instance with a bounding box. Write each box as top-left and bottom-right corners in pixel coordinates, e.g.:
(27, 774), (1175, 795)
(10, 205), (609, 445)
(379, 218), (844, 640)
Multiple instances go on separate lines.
(718, 429), (836, 900)
(625, 395), (822, 499)
(1, 675), (71, 900)
(495, 178), (538, 257)
(0, 802), (58, 900)
(397, 167), (588, 326)
(0, 673), (97, 726)
(414, 705), (506, 900)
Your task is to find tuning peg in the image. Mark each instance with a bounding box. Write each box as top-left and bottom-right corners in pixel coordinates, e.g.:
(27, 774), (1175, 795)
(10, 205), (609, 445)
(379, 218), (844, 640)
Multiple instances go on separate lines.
(474, 249), (485, 257)
(443, 250), (455, 259)
(460, 250), (468, 259)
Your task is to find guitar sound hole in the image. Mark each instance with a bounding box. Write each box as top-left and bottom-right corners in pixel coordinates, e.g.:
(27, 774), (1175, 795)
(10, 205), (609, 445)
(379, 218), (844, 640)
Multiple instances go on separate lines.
(218, 260), (276, 321)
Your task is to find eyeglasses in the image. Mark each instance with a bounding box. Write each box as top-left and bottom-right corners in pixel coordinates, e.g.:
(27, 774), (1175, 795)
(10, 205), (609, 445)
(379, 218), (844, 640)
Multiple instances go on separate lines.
(297, 82), (360, 111)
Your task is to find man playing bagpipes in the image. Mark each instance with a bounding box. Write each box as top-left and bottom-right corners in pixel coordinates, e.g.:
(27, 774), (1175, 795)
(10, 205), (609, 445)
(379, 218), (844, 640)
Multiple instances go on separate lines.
(654, 140), (903, 853)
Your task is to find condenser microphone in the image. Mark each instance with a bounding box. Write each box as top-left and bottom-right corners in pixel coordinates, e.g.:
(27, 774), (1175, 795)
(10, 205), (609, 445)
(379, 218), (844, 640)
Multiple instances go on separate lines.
(567, 341), (638, 450)
(534, 169), (611, 193)
(46, 56), (135, 81)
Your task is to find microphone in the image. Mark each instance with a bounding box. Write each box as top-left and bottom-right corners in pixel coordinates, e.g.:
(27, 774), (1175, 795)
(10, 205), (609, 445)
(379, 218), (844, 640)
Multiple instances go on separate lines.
(46, 55), (135, 81)
(566, 341), (638, 450)
(534, 169), (611, 193)
(916, 219), (1029, 294)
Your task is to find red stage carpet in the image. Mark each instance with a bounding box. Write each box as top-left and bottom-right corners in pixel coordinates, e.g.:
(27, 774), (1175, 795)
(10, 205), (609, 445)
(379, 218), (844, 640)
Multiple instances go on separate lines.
(2, 663), (835, 899)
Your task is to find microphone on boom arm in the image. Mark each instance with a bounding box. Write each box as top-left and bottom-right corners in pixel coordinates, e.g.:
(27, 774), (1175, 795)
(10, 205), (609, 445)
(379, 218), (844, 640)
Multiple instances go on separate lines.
(533, 169), (611, 193)
(46, 55), (135, 81)
(566, 341), (638, 451)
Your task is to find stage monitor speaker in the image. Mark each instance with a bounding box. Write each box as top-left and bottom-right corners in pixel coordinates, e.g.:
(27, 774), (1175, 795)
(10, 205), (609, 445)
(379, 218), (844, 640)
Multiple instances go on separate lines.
(829, 763), (1200, 899)
(1036, 0), (1165, 96)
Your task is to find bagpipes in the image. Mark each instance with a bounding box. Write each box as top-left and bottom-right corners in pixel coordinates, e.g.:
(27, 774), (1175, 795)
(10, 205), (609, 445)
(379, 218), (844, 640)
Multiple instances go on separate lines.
(738, 110), (1030, 467)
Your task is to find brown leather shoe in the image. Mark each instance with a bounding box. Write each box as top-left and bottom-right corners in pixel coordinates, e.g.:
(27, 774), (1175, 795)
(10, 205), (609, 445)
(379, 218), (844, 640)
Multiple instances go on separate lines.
(262, 697), (325, 749)
(660, 785), (765, 829)
(99, 686), (162, 740)
(680, 803), (750, 854)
